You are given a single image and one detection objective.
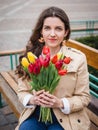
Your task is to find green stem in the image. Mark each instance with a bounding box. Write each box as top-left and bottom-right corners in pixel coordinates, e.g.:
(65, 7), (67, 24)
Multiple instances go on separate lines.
(38, 107), (53, 124)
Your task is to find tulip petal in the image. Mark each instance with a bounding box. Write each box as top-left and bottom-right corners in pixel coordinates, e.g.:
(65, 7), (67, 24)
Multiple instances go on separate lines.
(27, 52), (37, 63)
(21, 57), (29, 68)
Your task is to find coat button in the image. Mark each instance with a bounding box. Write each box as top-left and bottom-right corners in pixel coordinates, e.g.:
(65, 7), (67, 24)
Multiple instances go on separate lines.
(60, 119), (63, 122)
(77, 119), (81, 123)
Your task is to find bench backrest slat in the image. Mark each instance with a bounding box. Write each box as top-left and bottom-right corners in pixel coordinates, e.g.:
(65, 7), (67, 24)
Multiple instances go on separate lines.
(1, 71), (18, 94)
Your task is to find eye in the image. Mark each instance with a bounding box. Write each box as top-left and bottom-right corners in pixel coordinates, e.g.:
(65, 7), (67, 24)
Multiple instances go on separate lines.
(43, 26), (50, 31)
(55, 27), (63, 31)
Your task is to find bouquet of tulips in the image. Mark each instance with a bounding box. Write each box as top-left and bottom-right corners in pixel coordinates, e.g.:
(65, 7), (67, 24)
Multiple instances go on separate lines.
(21, 46), (71, 123)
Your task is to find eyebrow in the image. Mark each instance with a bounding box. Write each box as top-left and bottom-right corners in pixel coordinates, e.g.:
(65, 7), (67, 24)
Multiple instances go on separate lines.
(43, 25), (63, 28)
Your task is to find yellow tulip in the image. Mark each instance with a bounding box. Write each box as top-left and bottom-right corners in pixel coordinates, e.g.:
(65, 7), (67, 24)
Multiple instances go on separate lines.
(21, 57), (29, 68)
(57, 52), (64, 60)
(27, 52), (36, 63)
(57, 52), (62, 59)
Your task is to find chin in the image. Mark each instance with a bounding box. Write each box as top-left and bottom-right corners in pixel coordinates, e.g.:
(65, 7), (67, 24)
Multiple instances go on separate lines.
(48, 43), (59, 47)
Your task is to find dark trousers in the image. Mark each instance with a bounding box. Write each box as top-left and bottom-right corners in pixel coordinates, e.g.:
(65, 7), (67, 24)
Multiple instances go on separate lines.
(19, 106), (64, 130)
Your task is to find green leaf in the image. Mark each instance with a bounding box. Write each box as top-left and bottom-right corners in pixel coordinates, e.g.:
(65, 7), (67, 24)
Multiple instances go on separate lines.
(38, 67), (47, 87)
(47, 63), (56, 87)
(49, 76), (60, 93)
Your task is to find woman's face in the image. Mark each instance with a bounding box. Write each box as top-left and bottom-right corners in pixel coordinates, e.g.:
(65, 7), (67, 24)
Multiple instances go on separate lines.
(41, 17), (67, 48)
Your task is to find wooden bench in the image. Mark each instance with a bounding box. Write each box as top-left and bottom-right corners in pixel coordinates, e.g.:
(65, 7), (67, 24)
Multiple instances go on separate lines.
(0, 71), (24, 118)
(87, 96), (98, 130)
(0, 39), (98, 130)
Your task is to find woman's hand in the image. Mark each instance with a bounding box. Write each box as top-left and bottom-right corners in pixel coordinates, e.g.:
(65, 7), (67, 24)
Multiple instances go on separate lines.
(38, 91), (64, 109)
(29, 89), (45, 106)
(29, 90), (64, 109)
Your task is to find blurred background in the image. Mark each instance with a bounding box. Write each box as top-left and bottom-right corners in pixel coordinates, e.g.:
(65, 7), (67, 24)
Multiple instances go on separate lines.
(0, 0), (98, 70)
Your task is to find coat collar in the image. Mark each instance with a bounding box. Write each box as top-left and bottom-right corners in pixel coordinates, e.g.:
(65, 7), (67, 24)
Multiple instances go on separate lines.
(60, 46), (77, 72)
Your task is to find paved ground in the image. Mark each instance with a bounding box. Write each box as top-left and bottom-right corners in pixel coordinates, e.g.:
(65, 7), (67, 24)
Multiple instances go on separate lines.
(0, 97), (18, 130)
(0, 0), (98, 130)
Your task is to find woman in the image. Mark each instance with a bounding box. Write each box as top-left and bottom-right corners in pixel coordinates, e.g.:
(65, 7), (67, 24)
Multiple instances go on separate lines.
(15, 6), (91, 130)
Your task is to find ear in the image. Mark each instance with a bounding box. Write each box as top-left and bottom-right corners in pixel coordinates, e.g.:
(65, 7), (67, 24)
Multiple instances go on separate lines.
(64, 30), (69, 37)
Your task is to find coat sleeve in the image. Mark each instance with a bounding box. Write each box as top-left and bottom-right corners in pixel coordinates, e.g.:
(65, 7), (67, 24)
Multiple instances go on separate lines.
(17, 78), (33, 104)
(67, 53), (91, 113)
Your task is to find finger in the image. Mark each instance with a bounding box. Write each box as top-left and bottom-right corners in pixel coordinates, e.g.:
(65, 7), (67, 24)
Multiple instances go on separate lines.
(43, 92), (54, 99)
(39, 101), (53, 107)
(32, 89), (36, 95)
(38, 95), (55, 106)
(36, 89), (45, 96)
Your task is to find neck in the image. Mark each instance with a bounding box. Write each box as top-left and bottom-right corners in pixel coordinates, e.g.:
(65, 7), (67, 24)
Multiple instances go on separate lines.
(50, 46), (61, 57)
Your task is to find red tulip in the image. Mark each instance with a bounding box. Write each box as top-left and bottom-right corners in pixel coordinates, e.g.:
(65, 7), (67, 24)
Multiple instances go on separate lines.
(58, 69), (67, 75)
(28, 59), (42, 75)
(36, 58), (42, 69)
(28, 63), (34, 73)
(43, 55), (50, 67)
(39, 55), (44, 65)
(55, 60), (63, 70)
(32, 63), (41, 75)
(63, 57), (71, 64)
(42, 46), (50, 55)
(39, 54), (50, 67)
(51, 55), (58, 64)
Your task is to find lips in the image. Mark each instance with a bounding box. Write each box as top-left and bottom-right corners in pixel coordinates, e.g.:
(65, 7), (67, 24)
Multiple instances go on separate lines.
(49, 38), (57, 42)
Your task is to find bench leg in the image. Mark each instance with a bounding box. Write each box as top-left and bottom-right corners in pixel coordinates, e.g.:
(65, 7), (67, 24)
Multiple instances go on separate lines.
(0, 93), (3, 108)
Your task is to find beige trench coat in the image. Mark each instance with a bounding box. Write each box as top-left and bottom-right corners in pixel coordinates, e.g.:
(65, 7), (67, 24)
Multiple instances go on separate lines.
(15, 46), (91, 130)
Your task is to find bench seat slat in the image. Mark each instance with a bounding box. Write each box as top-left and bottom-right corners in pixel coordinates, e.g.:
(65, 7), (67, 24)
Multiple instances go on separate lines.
(0, 73), (24, 118)
(86, 108), (98, 126)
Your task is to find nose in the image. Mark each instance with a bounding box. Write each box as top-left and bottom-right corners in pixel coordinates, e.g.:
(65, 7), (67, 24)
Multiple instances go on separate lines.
(50, 30), (55, 37)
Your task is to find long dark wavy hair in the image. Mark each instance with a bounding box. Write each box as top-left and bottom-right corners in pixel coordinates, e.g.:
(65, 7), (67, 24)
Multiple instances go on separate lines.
(16, 6), (71, 78)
